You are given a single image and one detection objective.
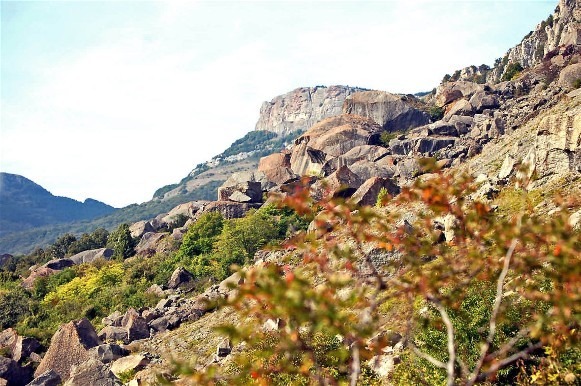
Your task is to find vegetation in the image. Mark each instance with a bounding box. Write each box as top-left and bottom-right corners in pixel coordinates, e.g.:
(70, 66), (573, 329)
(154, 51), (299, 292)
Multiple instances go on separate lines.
(179, 166), (579, 385)
(502, 62), (524, 82)
(429, 106), (445, 121)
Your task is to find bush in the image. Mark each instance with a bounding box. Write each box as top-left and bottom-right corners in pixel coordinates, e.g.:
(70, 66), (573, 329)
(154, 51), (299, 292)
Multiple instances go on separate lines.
(502, 62), (524, 81)
(429, 106), (445, 121)
(107, 224), (135, 260)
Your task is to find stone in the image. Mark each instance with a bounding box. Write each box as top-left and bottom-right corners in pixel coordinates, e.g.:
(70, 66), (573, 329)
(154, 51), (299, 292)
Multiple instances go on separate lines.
(311, 165), (363, 201)
(26, 369), (61, 386)
(415, 137), (456, 154)
(98, 326), (128, 343)
(89, 344), (129, 364)
(167, 267), (194, 289)
(389, 138), (415, 155)
(0, 329), (18, 356)
(217, 181), (262, 203)
(290, 114), (382, 176)
(221, 171), (274, 191)
(348, 159), (396, 182)
(12, 337), (41, 363)
(216, 339), (232, 357)
(469, 91), (500, 113)
(122, 309), (150, 342)
(68, 248), (113, 265)
(322, 145), (390, 175)
(498, 154), (516, 180)
(428, 122), (458, 137)
(149, 315), (181, 333)
(34, 318), (101, 382)
(141, 308), (162, 324)
(558, 63), (581, 89)
(134, 232), (166, 255)
(396, 158), (422, 180)
(129, 221), (155, 239)
(444, 98), (473, 118)
(43, 259), (74, 271)
(145, 284), (165, 297)
(258, 152), (291, 171)
(349, 177), (401, 206)
(21, 267), (59, 290)
(0, 357), (32, 386)
(64, 358), (120, 386)
(161, 201), (201, 226)
(435, 81), (484, 107)
(568, 209), (581, 230)
(197, 201), (261, 220)
(110, 355), (150, 378)
(342, 91), (430, 132)
(102, 311), (123, 327)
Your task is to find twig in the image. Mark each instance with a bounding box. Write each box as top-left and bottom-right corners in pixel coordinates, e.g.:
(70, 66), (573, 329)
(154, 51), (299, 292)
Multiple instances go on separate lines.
(427, 296), (457, 386)
(350, 342), (360, 386)
(474, 341), (543, 383)
(467, 238), (518, 386)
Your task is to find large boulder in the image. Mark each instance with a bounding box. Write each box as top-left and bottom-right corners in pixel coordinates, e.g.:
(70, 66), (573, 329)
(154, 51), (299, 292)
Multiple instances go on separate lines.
(468, 91), (499, 113)
(26, 369), (61, 386)
(348, 160), (396, 182)
(134, 232), (166, 255)
(290, 115), (382, 176)
(97, 327), (128, 344)
(64, 358), (120, 386)
(322, 145), (390, 175)
(21, 267), (58, 290)
(217, 181), (262, 203)
(0, 357), (32, 386)
(221, 171), (274, 191)
(258, 152), (298, 186)
(435, 81), (484, 107)
(311, 166), (363, 200)
(129, 221), (155, 239)
(88, 344), (129, 364)
(34, 319), (101, 382)
(68, 248), (113, 265)
(350, 177), (400, 206)
(121, 309), (149, 342)
(110, 355), (150, 378)
(161, 201), (203, 226)
(197, 201), (261, 220)
(167, 267), (194, 290)
(342, 91), (430, 132)
(558, 63), (581, 89)
(42, 259), (74, 271)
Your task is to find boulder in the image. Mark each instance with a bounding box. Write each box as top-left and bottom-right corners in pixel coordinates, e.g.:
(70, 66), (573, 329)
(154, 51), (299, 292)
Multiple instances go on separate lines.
(311, 165), (363, 200)
(167, 267), (194, 290)
(348, 160), (396, 182)
(216, 339), (232, 357)
(0, 329), (18, 355)
(135, 232), (166, 255)
(197, 201), (261, 220)
(322, 145), (390, 175)
(43, 259), (74, 271)
(122, 309), (149, 342)
(34, 318), (101, 382)
(129, 221), (155, 239)
(428, 122), (458, 137)
(389, 138), (415, 155)
(26, 369), (61, 386)
(102, 311), (123, 327)
(161, 201), (202, 226)
(217, 181), (262, 203)
(444, 98), (473, 118)
(469, 91), (500, 113)
(68, 248), (113, 265)
(221, 171), (274, 192)
(149, 315), (181, 333)
(110, 355), (150, 378)
(258, 152), (292, 171)
(21, 267), (58, 290)
(64, 358), (120, 386)
(415, 137), (456, 154)
(558, 63), (581, 89)
(350, 177), (400, 206)
(0, 357), (32, 386)
(342, 91), (430, 132)
(88, 344), (129, 364)
(290, 115), (382, 175)
(97, 326), (128, 344)
(12, 337), (41, 363)
(435, 81), (484, 107)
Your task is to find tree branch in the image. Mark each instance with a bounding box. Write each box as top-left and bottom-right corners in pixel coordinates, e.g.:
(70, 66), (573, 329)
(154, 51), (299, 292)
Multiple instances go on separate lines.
(427, 296), (457, 386)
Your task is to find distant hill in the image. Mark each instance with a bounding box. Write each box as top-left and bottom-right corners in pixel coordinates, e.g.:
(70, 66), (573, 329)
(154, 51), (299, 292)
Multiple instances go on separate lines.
(0, 173), (116, 237)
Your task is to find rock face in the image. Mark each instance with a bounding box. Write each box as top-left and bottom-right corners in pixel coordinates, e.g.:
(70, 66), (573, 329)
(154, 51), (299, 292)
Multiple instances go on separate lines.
(350, 177), (400, 206)
(34, 319), (101, 382)
(488, 0), (580, 82)
(0, 356), (32, 386)
(342, 91), (430, 132)
(68, 248), (113, 265)
(255, 85), (367, 135)
(64, 359), (120, 386)
(167, 267), (194, 289)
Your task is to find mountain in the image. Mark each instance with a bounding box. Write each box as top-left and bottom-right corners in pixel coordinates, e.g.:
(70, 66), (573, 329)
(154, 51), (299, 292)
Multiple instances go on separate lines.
(0, 173), (116, 237)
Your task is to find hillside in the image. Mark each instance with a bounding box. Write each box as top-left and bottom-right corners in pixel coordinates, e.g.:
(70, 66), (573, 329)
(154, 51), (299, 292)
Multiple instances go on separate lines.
(0, 173), (116, 237)
(0, 1), (579, 385)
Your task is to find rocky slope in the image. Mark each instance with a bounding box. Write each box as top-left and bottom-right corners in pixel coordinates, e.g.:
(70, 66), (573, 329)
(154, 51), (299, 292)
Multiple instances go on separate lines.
(1, 1), (580, 385)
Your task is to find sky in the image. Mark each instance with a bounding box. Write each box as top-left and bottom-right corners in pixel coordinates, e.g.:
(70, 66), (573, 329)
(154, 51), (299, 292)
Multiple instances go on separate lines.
(1, 0), (556, 208)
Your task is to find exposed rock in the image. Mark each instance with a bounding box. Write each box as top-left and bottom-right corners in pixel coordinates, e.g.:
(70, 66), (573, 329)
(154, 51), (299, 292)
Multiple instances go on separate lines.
(161, 201), (202, 226)
(0, 329), (18, 356)
(98, 327), (128, 344)
(68, 248), (113, 265)
(129, 221), (155, 239)
(311, 166), (363, 200)
(110, 355), (150, 378)
(346, 160), (396, 182)
(559, 63), (581, 89)
(12, 337), (41, 363)
(34, 318), (101, 382)
(498, 154), (517, 180)
(444, 98), (474, 118)
(0, 356), (32, 386)
(167, 267), (194, 290)
(64, 358), (120, 386)
(568, 209), (581, 229)
(197, 201), (261, 220)
(88, 344), (129, 364)
(135, 232), (166, 255)
(322, 145), (389, 175)
(415, 137), (456, 154)
(349, 177), (400, 206)
(149, 315), (181, 333)
(428, 122), (458, 137)
(122, 309), (150, 342)
(342, 91), (430, 132)
(290, 115), (382, 176)
(435, 81), (484, 107)
(217, 181), (262, 203)
(255, 85), (366, 135)
(216, 338), (232, 357)
(43, 259), (74, 271)
(469, 91), (500, 113)
(26, 369), (61, 386)
(258, 152), (298, 186)
(102, 311), (123, 327)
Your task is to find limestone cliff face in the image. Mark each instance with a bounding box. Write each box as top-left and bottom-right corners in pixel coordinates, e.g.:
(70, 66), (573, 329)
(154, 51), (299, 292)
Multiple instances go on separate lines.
(254, 85), (367, 136)
(488, 0), (580, 82)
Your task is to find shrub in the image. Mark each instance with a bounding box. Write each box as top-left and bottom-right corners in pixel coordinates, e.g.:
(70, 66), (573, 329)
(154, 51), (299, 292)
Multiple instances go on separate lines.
(429, 106), (445, 121)
(502, 62), (524, 81)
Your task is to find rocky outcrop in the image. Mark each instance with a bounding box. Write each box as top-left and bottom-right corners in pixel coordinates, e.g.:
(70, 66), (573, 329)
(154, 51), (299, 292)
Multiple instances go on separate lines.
(196, 201), (261, 220)
(255, 85), (367, 135)
(217, 181), (262, 203)
(64, 359), (120, 386)
(488, 0), (580, 82)
(342, 91), (430, 132)
(34, 319), (101, 382)
(311, 166), (363, 200)
(0, 356), (32, 386)
(68, 248), (113, 265)
(26, 370), (61, 386)
(167, 267), (194, 290)
(350, 177), (400, 206)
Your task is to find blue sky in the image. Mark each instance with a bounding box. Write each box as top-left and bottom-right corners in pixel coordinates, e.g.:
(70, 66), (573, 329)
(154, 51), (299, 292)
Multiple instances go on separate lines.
(1, 0), (555, 207)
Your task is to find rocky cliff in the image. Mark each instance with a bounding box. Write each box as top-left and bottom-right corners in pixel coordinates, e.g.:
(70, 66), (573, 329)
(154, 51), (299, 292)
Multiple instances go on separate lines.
(254, 85), (368, 135)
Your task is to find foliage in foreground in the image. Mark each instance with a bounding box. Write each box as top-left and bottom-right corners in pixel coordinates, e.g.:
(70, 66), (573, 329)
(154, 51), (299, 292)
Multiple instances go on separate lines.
(180, 167), (579, 385)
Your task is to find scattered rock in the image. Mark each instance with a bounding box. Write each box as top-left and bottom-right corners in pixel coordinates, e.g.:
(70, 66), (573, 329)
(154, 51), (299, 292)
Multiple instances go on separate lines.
(98, 327), (128, 344)
(110, 355), (150, 378)
(0, 356), (32, 386)
(311, 165), (363, 200)
(129, 221), (155, 239)
(216, 339), (232, 357)
(102, 311), (123, 327)
(197, 201), (261, 220)
(135, 232), (166, 255)
(558, 63), (581, 89)
(349, 177), (400, 206)
(218, 181), (262, 203)
(122, 309), (150, 342)
(64, 358), (120, 386)
(469, 91), (500, 113)
(89, 344), (129, 364)
(26, 369), (61, 386)
(68, 248), (113, 265)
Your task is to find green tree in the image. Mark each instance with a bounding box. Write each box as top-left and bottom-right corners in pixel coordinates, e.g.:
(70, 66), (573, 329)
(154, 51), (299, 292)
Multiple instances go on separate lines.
(106, 224), (135, 260)
(178, 212), (224, 258)
(47, 233), (77, 259)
